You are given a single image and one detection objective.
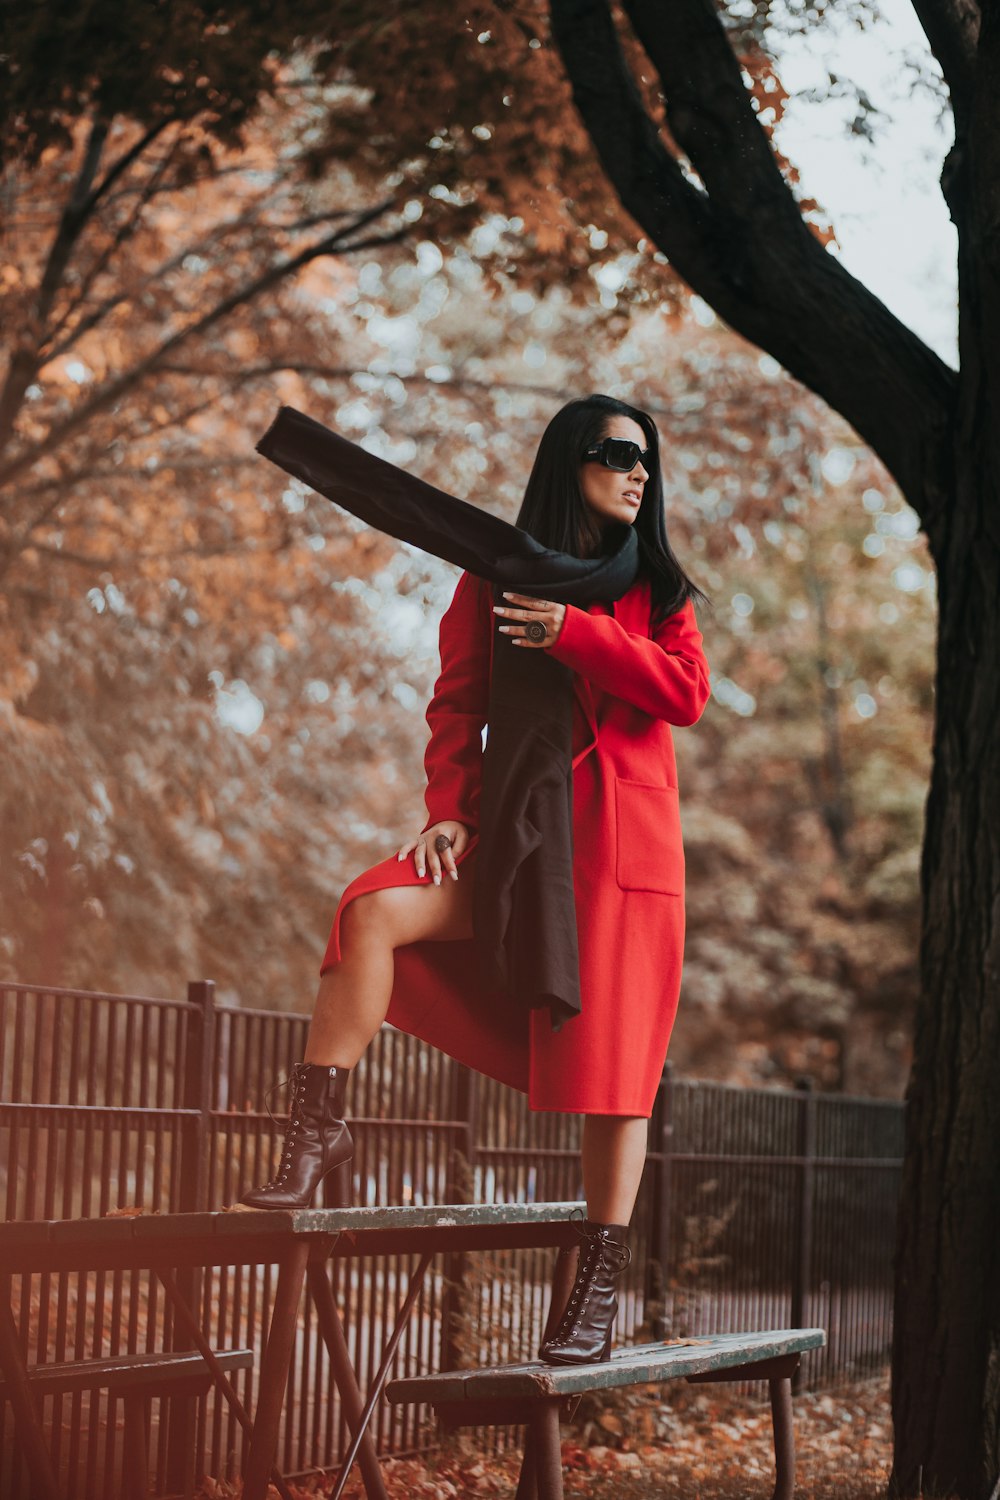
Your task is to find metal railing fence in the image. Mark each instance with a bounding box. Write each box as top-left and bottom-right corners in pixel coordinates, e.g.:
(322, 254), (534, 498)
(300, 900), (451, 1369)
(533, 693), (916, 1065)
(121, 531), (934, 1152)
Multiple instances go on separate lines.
(0, 978), (903, 1497)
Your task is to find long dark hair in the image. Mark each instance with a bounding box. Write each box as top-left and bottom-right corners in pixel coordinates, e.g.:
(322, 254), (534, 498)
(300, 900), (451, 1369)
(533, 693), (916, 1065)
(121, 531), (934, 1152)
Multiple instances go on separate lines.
(514, 395), (711, 626)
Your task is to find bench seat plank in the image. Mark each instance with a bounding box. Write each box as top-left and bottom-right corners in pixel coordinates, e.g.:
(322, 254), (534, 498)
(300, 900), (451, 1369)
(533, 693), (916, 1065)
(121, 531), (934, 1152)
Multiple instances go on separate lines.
(386, 1329), (826, 1404)
(0, 1348), (254, 1398)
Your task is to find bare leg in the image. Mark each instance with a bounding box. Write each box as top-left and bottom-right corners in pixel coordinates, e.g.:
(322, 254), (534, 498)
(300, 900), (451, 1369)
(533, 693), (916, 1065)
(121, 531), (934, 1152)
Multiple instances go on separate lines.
(304, 863), (476, 1067)
(236, 866), (479, 1210)
(581, 1115), (648, 1224)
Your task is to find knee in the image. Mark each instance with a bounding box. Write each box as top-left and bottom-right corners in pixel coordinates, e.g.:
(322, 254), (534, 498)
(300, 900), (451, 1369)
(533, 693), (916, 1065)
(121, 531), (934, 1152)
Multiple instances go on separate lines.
(340, 889), (395, 949)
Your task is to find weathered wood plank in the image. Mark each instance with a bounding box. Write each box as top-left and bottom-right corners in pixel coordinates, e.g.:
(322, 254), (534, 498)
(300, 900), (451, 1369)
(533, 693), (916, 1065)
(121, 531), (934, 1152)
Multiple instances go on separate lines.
(0, 1202), (590, 1275)
(0, 1347), (254, 1397)
(385, 1329), (827, 1403)
(0, 1201), (588, 1249)
(287, 1202), (589, 1234)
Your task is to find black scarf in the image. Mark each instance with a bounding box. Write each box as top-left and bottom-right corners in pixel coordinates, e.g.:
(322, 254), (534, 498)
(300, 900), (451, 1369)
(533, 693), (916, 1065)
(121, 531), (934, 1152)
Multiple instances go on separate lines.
(256, 406), (640, 1032)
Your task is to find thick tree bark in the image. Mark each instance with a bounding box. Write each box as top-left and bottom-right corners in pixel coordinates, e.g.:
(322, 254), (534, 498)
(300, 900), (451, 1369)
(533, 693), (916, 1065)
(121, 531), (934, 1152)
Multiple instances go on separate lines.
(890, 4), (1000, 1497)
(549, 2), (1000, 1495)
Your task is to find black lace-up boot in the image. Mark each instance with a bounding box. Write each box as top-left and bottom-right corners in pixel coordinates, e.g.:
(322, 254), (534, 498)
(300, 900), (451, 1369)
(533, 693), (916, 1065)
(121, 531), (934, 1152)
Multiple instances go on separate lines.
(538, 1218), (632, 1365)
(239, 1062), (354, 1210)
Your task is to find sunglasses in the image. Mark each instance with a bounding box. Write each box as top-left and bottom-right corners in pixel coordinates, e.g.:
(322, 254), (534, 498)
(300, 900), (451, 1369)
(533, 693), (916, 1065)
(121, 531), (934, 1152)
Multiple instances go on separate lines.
(582, 437), (651, 472)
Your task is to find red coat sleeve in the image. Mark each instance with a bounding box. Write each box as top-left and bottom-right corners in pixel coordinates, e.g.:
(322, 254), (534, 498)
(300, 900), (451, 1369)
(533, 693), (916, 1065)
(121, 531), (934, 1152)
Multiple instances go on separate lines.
(546, 595), (711, 726)
(421, 570), (491, 834)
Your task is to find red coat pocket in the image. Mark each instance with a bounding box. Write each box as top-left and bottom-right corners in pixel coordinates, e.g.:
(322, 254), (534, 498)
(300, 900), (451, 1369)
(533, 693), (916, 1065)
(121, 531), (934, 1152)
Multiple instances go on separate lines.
(614, 777), (685, 894)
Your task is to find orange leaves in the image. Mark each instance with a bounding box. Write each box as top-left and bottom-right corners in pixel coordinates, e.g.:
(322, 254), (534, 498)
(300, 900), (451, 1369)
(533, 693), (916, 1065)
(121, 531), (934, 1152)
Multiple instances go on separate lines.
(190, 1369), (893, 1499)
(738, 45), (791, 131)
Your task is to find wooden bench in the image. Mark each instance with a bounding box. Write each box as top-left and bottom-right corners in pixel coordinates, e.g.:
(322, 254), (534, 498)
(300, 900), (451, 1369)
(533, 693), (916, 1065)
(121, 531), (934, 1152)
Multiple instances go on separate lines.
(386, 1327), (826, 1500)
(0, 1203), (590, 1500)
(1, 1347), (254, 1500)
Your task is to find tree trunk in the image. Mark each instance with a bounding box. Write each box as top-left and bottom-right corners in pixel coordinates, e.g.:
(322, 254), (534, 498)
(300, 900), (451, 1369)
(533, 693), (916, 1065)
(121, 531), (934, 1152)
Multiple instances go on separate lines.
(547, 0), (999, 1489)
(889, 458), (1000, 1500)
(891, 12), (1000, 1491)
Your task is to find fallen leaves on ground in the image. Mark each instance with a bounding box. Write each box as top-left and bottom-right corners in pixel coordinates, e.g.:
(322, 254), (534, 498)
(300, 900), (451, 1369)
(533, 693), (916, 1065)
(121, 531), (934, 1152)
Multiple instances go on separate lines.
(196, 1367), (896, 1498)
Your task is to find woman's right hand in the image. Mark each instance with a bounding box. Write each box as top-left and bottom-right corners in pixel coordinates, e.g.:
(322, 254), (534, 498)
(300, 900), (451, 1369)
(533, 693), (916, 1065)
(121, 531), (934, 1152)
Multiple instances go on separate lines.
(397, 820), (471, 885)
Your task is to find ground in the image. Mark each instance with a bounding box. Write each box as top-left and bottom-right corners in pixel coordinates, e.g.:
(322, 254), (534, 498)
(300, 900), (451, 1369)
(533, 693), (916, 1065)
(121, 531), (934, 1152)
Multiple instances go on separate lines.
(198, 1367), (894, 1498)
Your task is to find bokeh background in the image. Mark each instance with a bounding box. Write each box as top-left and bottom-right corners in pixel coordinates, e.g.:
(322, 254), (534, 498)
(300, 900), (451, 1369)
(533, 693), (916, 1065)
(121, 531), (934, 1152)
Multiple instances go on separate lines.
(1, 0), (951, 1098)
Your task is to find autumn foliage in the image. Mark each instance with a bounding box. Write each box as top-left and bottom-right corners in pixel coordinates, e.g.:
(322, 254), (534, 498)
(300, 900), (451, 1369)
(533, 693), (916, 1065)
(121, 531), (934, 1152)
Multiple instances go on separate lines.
(0, 12), (931, 1097)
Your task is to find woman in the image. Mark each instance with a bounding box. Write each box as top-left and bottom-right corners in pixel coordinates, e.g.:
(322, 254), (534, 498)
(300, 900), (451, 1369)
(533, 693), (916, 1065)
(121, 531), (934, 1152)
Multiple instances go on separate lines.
(240, 394), (712, 1365)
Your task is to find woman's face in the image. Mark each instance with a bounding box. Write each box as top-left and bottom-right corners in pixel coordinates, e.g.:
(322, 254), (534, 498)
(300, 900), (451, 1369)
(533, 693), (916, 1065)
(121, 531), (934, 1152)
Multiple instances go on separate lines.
(578, 415), (650, 536)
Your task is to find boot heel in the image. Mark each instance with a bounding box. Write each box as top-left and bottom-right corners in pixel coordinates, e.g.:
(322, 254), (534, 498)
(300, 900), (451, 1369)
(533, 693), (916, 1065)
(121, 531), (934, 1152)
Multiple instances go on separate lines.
(322, 1157), (354, 1207)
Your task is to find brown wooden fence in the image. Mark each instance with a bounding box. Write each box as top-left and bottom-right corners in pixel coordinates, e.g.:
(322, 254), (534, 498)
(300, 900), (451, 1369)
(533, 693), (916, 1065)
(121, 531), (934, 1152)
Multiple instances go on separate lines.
(0, 978), (903, 1496)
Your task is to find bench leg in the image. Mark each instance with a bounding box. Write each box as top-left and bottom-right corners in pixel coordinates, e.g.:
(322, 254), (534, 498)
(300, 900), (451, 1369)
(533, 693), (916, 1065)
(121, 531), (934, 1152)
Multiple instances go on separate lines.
(306, 1262), (388, 1500)
(514, 1428), (538, 1500)
(512, 1244), (578, 1500)
(529, 1400), (563, 1500)
(122, 1394), (150, 1500)
(769, 1376), (795, 1500)
(242, 1238), (311, 1500)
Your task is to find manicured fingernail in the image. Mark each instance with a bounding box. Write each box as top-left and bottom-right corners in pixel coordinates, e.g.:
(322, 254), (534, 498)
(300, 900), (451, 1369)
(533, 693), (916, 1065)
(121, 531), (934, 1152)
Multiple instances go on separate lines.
(433, 874), (441, 885)
(450, 870), (458, 881)
(503, 592), (513, 598)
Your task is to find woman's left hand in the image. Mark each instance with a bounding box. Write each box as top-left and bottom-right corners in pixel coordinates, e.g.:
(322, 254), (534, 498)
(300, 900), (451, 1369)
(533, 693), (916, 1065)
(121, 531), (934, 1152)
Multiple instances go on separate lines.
(493, 592), (567, 648)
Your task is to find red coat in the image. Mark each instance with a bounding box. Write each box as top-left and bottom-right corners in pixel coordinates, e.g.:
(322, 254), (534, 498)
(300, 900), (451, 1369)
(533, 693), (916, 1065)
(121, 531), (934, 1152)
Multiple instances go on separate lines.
(321, 570), (711, 1117)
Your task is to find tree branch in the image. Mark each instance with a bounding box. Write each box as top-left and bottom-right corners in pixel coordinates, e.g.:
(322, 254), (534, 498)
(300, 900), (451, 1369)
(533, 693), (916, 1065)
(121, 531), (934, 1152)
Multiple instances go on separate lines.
(13, 455), (263, 503)
(0, 202), (408, 495)
(2, 389), (229, 573)
(42, 195), (271, 361)
(549, 0), (957, 527)
(0, 113), (110, 448)
(44, 131), (185, 357)
(83, 117), (176, 217)
(24, 538), (265, 571)
(624, 0), (795, 220)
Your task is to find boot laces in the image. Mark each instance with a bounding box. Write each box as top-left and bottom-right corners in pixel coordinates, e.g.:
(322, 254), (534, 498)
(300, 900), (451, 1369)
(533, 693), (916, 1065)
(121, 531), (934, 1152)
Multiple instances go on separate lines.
(547, 1221), (631, 1344)
(261, 1066), (306, 1190)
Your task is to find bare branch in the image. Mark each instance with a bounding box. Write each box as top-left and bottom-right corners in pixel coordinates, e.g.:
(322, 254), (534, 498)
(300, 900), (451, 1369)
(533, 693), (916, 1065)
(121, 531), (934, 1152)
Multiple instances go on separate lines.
(44, 132), (186, 356)
(25, 539), (264, 571)
(14, 456), (263, 502)
(276, 207), (392, 232)
(0, 113), (110, 447)
(0, 390), (224, 574)
(42, 195), (270, 361)
(0, 201), (408, 494)
(19, 542), (121, 572)
(83, 118), (177, 217)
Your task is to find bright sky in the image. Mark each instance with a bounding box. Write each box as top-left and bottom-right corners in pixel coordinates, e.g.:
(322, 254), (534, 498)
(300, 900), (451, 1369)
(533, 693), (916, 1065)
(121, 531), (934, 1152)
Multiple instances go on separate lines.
(771, 0), (958, 368)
